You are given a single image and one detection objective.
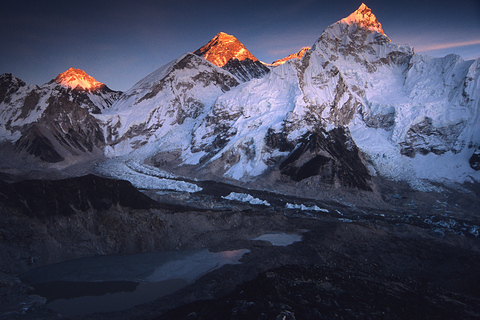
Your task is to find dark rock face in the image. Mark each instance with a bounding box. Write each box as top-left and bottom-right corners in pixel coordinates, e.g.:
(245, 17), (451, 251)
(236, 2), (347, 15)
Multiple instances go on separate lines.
(362, 110), (395, 130)
(0, 73), (26, 104)
(0, 175), (169, 276)
(14, 95), (106, 162)
(68, 85), (121, 114)
(14, 126), (64, 163)
(264, 127), (295, 153)
(470, 148), (480, 170)
(0, 174), (159, 218)
(280, 127), (371, 190)
(222, 58), (270, 82)
(16, 91), (41, 121)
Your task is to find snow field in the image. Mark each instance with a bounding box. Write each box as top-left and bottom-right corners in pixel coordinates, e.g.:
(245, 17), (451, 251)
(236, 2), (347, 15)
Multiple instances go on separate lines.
(285, 203), (329, 212)
(222, 192), (271, 206)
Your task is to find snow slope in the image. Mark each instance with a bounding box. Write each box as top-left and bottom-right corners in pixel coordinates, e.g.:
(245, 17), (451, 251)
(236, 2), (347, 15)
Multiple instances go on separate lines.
(101, 53), (239, 156)
(2, 4), (479, 188)
(176, 3), (480, 185)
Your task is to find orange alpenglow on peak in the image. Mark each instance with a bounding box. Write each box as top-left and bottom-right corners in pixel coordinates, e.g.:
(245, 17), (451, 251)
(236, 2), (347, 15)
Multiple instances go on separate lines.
(55, 67), (104, 91)
(339, 3), (388, 38)
(271, 47), (311, 66)
(194, 32), (259, 67)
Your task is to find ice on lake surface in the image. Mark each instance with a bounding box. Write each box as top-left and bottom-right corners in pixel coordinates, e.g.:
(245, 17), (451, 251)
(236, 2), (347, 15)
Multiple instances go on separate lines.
(252, 233), (302, 246)
(20, 248), (249, 317)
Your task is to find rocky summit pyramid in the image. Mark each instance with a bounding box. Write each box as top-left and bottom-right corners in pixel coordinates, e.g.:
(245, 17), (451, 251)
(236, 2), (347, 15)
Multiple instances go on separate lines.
(54, 67), (106, 91)
(339, 3), (388, 37)
(194, 32), (259, 67)
(194, 32), (270, 82)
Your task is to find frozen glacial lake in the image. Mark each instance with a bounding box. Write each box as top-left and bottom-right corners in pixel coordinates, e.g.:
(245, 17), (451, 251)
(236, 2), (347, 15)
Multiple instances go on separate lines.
(20, 249), (249, 317)
(252, 233), (302, 246)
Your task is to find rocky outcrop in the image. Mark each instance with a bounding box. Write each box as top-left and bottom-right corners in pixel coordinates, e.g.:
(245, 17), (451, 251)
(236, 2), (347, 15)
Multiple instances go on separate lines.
(223, 58), (270, 82)
(14, 95), (106, 163)
(0, 74), (26, 104)
(0, 175), (159, 217)
(399, 117), (465, 157)
(279, 127), (371, 190)
(470, 148), (480, 170)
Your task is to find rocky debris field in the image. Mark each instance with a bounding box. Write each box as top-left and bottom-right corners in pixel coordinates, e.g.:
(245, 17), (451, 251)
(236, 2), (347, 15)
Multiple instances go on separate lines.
(0, 174), (479, 319)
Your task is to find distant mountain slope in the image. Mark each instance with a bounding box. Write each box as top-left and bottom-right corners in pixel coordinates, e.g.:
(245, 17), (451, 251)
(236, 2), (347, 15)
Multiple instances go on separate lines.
(0, 69), (121, 164)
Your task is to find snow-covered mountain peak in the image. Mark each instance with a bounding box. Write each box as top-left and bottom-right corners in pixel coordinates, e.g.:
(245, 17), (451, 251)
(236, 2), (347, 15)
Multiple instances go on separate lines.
(310, 3), (411, 72)
(55, 68), (105, 91)
(1, 73), (26, 88)
(339, 3), (387, 38)
(194, 32), (259, 67)
(215, 32), (237, 43)
(0, 73), (27, 103)
(271, 47), (311, 66)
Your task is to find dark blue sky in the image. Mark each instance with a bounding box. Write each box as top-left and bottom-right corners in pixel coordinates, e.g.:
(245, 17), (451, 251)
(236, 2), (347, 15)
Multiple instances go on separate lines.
(1, 0), (479, 91)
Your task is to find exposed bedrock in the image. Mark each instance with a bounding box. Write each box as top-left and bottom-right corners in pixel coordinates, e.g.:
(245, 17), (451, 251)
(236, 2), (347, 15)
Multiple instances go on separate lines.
(280, 127), (372, 191)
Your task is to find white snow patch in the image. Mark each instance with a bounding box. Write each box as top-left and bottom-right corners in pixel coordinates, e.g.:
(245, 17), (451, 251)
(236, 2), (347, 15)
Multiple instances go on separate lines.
(222, 192), (270, 206)
(285, 203), (329, 212)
